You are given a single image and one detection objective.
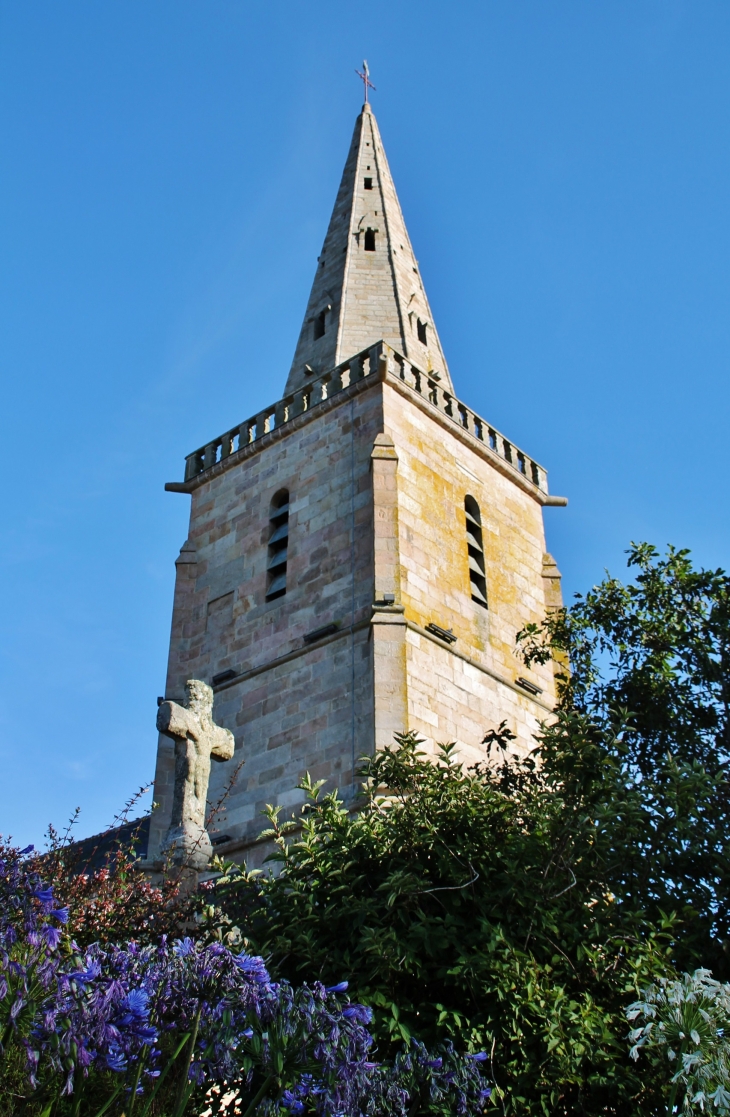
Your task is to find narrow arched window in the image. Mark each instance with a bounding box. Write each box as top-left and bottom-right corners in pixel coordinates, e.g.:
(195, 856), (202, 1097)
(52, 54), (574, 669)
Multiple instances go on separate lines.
(465, 496), (488, 608)
(364, 228), (376, 251)
(266, 490), (289, 601)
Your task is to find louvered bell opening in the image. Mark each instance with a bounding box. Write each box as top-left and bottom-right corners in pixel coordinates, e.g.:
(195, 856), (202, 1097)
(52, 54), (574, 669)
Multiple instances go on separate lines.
(267, 490), (290, 601)
(468, 553), (485, 576)
(470, 579), (488, 607)
(269, 521), (289, 545)
(464, 495), (488, 610)
(267, 547), (288, 571)
(266, 571), (287, 599)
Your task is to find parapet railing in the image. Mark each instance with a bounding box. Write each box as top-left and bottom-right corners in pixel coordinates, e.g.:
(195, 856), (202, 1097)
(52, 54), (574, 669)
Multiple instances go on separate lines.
(391, 352), (546, 491)
(184, 344), (383, 481)
(183, 341), (546, 492)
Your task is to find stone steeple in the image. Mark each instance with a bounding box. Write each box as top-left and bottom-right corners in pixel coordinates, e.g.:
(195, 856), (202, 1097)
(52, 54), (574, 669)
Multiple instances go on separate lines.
(284, 103), (453, 395)
(152, 99), (566, 873)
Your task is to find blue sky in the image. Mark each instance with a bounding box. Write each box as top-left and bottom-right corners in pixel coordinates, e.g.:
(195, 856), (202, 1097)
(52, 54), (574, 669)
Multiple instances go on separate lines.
(2, 1), (729, 846)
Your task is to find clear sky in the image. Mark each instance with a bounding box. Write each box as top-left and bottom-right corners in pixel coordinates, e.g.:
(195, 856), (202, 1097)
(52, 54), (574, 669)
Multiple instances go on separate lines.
(2, 1), (729, 847)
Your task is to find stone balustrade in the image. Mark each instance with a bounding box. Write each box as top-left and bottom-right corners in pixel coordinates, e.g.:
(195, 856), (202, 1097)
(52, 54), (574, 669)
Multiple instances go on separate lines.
(390, 353), (546, 491)
(183, 341), (547, 493)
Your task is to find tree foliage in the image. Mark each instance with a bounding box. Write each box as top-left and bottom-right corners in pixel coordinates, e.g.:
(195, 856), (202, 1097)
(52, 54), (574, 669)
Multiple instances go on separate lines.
(203, 544), (730, 1115)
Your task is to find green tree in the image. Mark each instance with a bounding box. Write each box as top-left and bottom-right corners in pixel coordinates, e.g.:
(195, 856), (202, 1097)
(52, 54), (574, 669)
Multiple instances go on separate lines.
(204, 544), (730, 1116)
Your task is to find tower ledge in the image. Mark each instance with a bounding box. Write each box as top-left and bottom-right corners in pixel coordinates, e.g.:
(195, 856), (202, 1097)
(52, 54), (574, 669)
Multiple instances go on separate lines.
(165, 342), (566, 507)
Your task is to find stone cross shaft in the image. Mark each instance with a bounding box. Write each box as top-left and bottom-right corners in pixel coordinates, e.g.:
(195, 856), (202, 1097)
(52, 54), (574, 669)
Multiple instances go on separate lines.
(156, 679), (235, 869)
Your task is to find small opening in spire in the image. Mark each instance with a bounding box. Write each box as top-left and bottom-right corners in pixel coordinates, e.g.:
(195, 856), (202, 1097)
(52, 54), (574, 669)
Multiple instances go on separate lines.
(364, 177), (373, 190)
(314, 310), (327, 339)
(364, 228), (376, 252)
(417, 318), (428, 345)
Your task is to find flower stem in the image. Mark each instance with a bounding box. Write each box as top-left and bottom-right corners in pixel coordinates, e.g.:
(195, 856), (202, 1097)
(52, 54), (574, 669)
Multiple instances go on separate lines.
(138, 1031), (191, 1117)
(240, 1073), (275, 1117)
(667, 1040), (687, 1117)
(91, 1081), (124, 1117)
(126, 1050), (148, 1117)
(172, 1007), (202, 1117)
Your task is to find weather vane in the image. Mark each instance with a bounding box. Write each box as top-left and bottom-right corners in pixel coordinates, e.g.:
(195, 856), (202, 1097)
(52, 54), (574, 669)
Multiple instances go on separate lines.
(355, 60), (376, 103)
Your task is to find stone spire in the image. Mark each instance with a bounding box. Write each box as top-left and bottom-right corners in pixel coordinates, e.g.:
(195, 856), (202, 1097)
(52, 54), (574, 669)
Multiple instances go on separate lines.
(284, 103), (453, 395)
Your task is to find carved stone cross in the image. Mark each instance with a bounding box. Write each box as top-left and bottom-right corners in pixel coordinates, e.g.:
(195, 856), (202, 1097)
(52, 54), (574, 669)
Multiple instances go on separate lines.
(156, 679), (235, 869)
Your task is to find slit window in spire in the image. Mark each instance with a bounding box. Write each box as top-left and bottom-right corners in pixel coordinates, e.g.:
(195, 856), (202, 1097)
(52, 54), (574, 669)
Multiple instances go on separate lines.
(266, 491), (290, 601)
(464, 496), (488, 609)
(364, 228), (376, 252)
(417, 319), (428, 345)
(314, 310), (327, 340)
(364, 177), (373, 190)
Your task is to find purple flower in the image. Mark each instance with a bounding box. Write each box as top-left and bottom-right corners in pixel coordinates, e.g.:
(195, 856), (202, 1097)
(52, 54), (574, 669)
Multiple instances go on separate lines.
(106, 1048), (127, 1073)
(173, 937), (194, 957)
(70, 961), (101, 985)
(121, 989), (149, 1017)
(234, 952), (270, 985)
(43, 927), (62, 949)
(466, 1051), (488, 1062)
(281, 1093), (305, 1114)
(0, 838), (492, 1117)
(342, 1004), (373, 1024)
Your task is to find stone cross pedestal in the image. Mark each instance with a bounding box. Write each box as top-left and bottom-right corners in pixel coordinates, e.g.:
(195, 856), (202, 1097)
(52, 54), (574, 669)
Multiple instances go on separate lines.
(156, 679), (235, 870)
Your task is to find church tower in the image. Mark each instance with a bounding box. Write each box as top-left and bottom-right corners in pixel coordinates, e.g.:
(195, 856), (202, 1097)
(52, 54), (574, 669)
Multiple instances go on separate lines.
(149, 103), (566, 865)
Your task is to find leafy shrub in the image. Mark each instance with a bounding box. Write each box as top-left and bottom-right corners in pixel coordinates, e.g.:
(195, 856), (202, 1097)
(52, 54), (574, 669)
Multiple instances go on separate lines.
(0, 841), (490, 1115)
(200, 544), (730, 1115)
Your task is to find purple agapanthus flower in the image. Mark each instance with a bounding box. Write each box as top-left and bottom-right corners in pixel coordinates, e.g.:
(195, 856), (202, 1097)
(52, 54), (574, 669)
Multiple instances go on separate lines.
(0, 838), (491, 1115)
(234, 951), (270, 985)
(42, 926), (62, 949)
(282, 1090), (306, 1114)
(121, 988), (149, 1016)
(342, 1004), (373, 1025)
(172, 937), (195, 957)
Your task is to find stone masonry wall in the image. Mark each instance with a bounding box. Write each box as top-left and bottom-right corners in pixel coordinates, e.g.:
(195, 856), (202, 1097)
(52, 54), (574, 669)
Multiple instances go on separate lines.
(382, 377), (559, 763)
(149, 386), (384, 861)
(150, 370), (561, 862)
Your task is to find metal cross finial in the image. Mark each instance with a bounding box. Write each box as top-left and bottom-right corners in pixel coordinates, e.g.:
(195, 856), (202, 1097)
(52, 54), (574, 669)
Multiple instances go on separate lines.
(355, 60), (376, 103)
